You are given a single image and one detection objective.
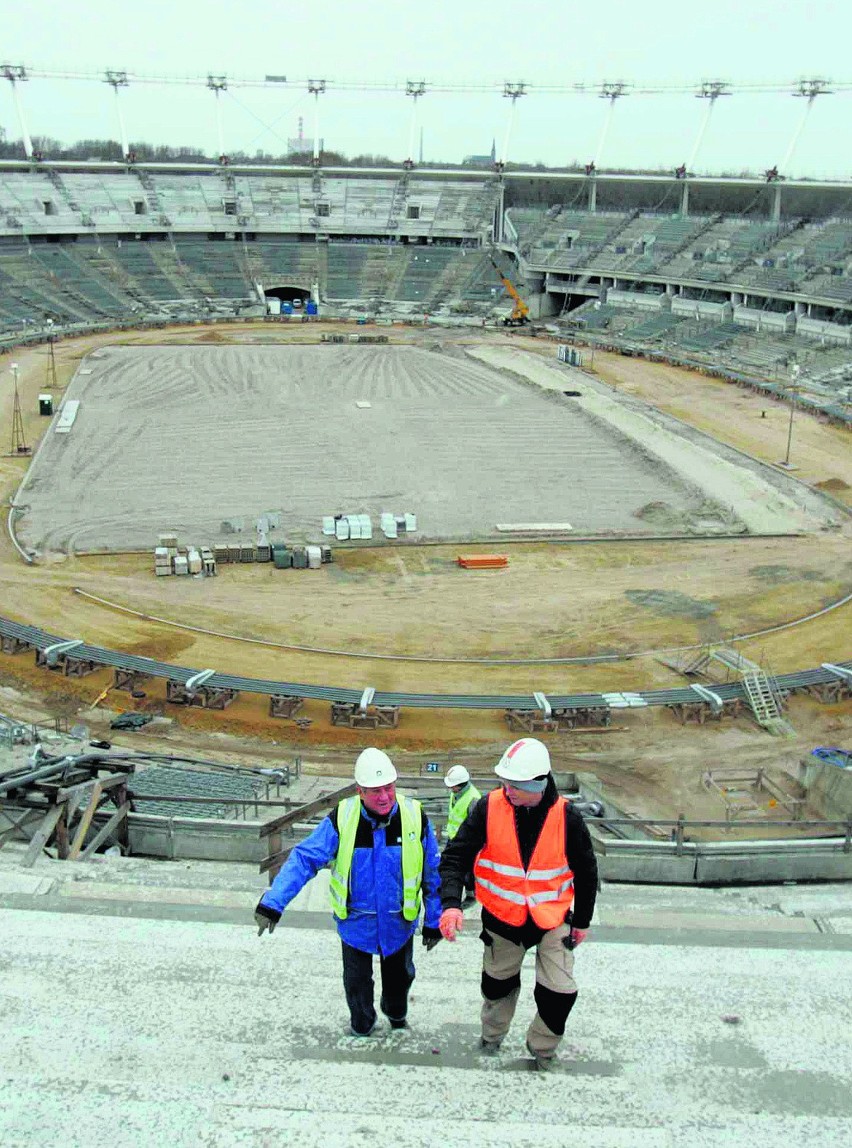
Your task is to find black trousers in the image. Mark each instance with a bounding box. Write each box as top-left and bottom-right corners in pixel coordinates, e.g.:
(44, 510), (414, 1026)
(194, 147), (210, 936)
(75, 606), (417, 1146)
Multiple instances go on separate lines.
(341, 937), (415, 1035)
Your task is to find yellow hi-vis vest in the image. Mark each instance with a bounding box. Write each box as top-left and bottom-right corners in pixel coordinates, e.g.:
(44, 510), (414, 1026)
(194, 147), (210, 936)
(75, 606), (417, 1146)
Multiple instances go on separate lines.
(446, 783), (481, 840)
(328, 795), (424, 921)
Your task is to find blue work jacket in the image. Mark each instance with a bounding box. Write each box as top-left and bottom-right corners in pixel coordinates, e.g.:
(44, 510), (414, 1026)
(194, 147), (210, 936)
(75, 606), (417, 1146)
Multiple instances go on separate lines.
(260, 800), (442, 956)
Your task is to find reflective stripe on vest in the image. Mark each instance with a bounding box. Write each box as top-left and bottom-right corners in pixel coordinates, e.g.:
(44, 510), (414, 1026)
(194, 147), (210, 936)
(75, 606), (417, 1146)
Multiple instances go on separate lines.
(328, 795), (424, 922)
(446, 783), (481, 840)
(473, 789), (575, 929)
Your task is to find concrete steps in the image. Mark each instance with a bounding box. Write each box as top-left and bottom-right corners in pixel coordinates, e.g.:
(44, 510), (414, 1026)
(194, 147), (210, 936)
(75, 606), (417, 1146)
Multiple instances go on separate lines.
(2, 883), (851, 1146)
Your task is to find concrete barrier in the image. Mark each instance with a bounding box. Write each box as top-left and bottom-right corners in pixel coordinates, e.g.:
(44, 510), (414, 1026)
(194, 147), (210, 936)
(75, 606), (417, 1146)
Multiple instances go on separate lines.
(592, 832), (852, 885)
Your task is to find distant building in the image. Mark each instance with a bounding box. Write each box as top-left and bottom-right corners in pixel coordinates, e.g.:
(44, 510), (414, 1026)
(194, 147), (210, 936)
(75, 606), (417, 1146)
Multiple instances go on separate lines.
(288, 117), (323, 156)
(463, 140), (496, 168)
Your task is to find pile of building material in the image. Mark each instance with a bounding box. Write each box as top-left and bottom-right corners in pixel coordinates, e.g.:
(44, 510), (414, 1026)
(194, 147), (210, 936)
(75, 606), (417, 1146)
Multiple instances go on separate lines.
(457, 554), (508, 570)
(319, 333), (388, 344)
(322, 512), (416, 541)
(323, 514), (372, 540)
(380, 512), (417, 540)
(557, 344), (584, 367)
(271, 544), (331, 570)
(153, 535), (217, 578)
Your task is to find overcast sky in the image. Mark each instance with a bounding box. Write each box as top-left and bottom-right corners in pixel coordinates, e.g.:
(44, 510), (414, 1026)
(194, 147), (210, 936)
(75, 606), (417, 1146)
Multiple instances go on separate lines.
(2, 0), (850, 177)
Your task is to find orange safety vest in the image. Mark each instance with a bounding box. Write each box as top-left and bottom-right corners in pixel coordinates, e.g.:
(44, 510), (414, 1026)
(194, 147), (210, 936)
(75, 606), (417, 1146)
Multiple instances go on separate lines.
(473, 789), (575, 929)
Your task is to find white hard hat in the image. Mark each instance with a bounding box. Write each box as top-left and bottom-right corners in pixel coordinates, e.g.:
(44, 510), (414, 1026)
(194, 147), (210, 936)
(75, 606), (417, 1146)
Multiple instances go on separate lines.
(354, 747), (398, 788)
(444, 765), (470, 788)
(494, 738), (551, 783)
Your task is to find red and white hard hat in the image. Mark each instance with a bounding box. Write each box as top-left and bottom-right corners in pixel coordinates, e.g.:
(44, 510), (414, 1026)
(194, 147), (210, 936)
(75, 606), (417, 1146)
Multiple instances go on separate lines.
(444, 765), (470, 788)
(354, 747), (398, 788)
(494, 738), (551, 783)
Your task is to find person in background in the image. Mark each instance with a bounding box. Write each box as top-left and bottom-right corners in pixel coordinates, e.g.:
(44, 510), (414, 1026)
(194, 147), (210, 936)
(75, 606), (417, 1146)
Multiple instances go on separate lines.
(255, 747), (442, 1036)
(438, 738), (598, 1070)
(443, 764), (481, 905)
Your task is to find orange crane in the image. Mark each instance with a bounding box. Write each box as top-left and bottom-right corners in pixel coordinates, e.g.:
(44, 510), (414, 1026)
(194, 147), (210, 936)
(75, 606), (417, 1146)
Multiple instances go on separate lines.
(490, 257), (530, 327)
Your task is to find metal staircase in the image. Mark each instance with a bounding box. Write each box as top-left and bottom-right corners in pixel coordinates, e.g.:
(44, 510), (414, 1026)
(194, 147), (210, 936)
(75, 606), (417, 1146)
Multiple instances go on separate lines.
(741, 670), (795, 737)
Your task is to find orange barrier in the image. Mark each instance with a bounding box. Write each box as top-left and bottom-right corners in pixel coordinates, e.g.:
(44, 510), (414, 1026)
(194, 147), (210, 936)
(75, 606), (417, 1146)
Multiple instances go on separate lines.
(457, 555), (508, 570)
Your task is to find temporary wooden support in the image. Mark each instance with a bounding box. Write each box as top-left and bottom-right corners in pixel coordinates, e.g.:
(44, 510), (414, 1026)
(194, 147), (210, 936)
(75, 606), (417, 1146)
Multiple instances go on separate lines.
(505, 705), (612, 733)
(21, 804), (66, 867)
(0, 806), (43, 850)
(165, 679), (239, 709)
(113, 667), (152, 692)
(667, 698), (742, 725)
(9, 770), (131, 864)
(802, 679), (852, 704)
(1, 635), (31, 655)
(34, 648), (97, 677)
(67, 781), (103, 858)
(330, 702), (400, 729)
(62, 656), (99, 678)
(78, 801), (130, 860)
(803, 664), (852, 704)
(269, 695), (304, 719)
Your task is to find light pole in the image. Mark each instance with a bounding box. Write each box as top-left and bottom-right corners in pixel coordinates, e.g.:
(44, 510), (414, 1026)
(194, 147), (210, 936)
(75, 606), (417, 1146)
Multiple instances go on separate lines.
(10, 361), (30, 455)
(404, 80), (426, 169)
(497, 82), (527, 173)
(781, 364), (801, 469)
(207, 75), (228, 164)
(308, 80), (326, 167)
(105, 70), (130, 162)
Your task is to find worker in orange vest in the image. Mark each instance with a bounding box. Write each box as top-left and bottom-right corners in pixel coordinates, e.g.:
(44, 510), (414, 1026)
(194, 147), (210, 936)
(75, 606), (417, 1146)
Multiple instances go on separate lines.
(438, 737), (598, 1070)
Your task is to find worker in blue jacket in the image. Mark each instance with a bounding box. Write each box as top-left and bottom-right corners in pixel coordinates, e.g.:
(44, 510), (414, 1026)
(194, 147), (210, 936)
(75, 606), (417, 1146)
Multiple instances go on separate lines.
(255, 747), (443, 1036)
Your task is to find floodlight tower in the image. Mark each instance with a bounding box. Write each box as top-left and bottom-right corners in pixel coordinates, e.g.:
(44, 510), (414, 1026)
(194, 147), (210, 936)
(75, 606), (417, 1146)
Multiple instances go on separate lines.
(207, 75), (228, 164)
(44, 318), (57, 391)
(588, 82), (627, 211)
(104, 71), (131, 162)
(767, 77), (833, 219)
(2, 65), (34, 161)
(404, 80), (426, 170)
(497, 82), (527, 174)
(308, 79), (326, 168)
(9, 362), (29, 456)
(678, 81), (731, 215)
(780, 363), (802, 469)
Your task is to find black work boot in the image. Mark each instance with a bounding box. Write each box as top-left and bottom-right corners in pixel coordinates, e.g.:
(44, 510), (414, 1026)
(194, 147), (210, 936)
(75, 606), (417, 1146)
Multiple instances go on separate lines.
(525, 1040), (555, 1071)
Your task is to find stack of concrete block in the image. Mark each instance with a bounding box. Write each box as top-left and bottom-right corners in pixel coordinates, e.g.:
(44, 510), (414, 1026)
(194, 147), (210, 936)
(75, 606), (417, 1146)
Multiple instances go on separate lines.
(154, 546), (171, 577)
(381, 511), (417, 539)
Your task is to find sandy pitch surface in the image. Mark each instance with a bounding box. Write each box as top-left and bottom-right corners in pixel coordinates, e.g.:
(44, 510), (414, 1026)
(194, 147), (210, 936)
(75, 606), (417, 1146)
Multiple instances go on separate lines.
(17, 341), (841, 557)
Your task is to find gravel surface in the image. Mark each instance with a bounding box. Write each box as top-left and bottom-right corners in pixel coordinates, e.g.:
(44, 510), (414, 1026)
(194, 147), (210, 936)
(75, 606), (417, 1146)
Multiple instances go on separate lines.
(16, 343), (770, 555)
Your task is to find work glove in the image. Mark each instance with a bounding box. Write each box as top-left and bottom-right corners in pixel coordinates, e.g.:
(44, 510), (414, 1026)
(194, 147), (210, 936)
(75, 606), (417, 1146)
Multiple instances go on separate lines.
(255, 904), (281, 937)
(421, 927), (442, 952)
(439, 907), (464, 942)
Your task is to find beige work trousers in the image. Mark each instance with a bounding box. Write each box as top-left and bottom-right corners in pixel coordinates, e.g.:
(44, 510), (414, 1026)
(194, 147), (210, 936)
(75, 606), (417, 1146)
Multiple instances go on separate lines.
(481, 922), (577, 1057)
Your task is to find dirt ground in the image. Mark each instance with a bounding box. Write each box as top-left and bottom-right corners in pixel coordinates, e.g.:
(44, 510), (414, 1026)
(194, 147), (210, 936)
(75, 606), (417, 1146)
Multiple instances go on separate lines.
(17, 342), (739, 552)
(1, 321), (851, 824)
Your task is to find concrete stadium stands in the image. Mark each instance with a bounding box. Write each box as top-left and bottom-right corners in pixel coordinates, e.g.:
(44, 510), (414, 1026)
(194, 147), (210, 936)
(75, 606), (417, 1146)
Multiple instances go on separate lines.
(1, 165), (852, 402)
(0, 170), (495, 241)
